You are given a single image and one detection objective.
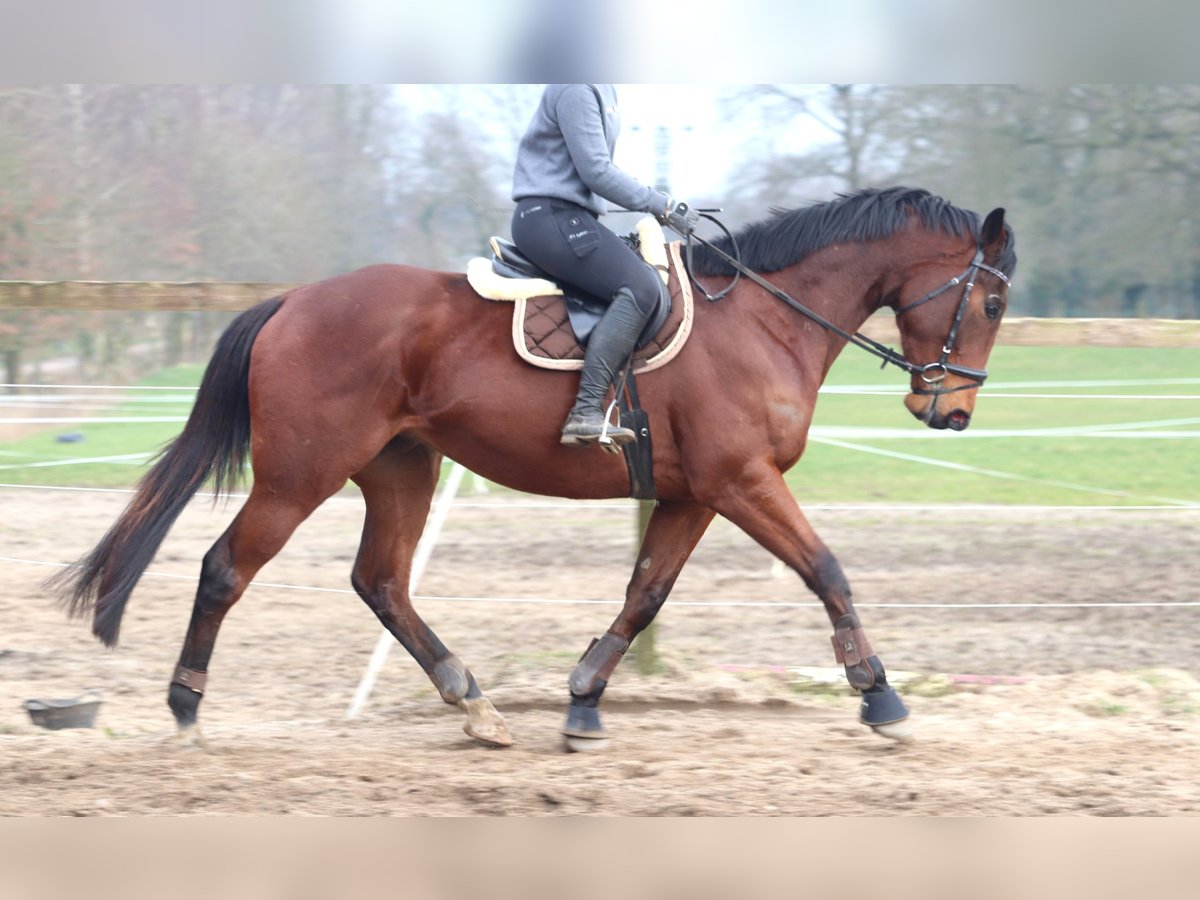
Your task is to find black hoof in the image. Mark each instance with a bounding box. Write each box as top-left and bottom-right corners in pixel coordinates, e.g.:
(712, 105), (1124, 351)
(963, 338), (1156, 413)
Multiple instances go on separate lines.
(860, 685), (909, 726)
(562, 702), (606, 739)
(168, 683), (201, 728)
(563, 703), (609, 752)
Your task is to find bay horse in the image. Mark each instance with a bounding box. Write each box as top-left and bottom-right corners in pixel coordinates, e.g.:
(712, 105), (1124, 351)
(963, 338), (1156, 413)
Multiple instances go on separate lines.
(52, 186), (1015, 750)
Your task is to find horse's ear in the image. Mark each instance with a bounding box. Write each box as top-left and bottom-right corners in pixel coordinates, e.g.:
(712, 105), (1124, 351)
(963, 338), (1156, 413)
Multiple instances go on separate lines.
(981, 207), (1007, 256)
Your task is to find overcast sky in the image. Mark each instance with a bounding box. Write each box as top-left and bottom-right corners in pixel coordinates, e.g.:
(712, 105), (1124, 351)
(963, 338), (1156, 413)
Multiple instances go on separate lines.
(614, 85), (741, 200)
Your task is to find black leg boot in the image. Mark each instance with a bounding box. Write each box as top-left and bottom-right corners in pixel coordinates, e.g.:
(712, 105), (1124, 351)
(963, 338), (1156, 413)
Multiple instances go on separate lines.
(560, 288), (650, 447)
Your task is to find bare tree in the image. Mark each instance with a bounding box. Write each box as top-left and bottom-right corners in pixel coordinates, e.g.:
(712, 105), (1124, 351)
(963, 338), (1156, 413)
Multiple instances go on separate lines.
(724, 84), (901, 205)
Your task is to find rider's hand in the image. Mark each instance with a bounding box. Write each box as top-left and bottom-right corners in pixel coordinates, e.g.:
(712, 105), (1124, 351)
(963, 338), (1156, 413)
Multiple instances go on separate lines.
(659, 199), (699, 236)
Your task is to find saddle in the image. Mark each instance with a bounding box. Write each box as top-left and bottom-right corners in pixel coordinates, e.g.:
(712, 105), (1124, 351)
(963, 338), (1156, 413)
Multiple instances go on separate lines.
(466, 217), (694, 372)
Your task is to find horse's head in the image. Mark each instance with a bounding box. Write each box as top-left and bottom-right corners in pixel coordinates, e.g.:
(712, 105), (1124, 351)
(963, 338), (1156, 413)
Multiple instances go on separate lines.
(893, 207), (1014, 431)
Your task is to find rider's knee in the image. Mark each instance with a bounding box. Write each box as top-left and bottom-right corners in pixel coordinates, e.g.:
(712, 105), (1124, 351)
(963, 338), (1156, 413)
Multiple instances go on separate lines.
(619, 268), (664, 319)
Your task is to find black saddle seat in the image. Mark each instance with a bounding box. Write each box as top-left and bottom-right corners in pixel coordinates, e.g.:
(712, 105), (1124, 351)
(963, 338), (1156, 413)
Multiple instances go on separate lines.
(490, 237), (545, 280)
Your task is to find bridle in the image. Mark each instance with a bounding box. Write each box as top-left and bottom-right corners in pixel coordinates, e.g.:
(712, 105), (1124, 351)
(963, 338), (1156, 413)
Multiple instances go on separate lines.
(682, 215), (1011, 395)
(894, 247), (1012, 396)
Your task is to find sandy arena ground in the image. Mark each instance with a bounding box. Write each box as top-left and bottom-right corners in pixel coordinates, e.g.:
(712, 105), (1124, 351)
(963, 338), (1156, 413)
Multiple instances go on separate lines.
(1, 487), (1198, 816)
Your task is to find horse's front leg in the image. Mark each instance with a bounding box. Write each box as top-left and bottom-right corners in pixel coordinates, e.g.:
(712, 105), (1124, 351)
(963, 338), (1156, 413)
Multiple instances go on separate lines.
(706, 464), (910, 739)
(563, 500), (715, 751)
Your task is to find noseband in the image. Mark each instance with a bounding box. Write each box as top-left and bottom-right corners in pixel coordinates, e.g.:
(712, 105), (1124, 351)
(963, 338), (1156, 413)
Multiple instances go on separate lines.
(684, 223), (1011, 395)
(894, 248), (1012, 396)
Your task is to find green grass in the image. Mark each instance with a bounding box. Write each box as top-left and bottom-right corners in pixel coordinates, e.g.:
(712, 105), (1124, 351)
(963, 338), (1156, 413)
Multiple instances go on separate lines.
(0, 365), (202, 487)
(2, 347), (1196, 506)
(790, 345), (1199, 505)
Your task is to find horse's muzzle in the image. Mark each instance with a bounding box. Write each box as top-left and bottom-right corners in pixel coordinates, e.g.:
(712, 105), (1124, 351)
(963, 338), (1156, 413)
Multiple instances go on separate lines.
(945, 409), (971, 431)
(916, 407), (972, 431)
(905, 388), (974, 432)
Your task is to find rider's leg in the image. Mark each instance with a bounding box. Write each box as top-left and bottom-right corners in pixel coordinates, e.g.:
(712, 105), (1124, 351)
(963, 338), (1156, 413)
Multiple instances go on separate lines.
(559, 286), (648, 445)
(511, 199), (663, 446)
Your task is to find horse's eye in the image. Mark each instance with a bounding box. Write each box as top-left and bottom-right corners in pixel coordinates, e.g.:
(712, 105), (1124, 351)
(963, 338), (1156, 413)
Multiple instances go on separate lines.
(984, 300), (1002, 320)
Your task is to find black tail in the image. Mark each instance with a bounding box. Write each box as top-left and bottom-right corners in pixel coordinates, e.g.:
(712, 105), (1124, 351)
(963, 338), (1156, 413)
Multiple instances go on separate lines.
(47, 297), (285, 647)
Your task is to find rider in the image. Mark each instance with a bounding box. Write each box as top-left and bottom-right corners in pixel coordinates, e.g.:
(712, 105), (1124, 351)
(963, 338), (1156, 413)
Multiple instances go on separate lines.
(511, 84), (699, 447)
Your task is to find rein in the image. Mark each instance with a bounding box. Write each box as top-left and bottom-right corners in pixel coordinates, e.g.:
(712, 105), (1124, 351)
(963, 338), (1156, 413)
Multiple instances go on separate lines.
(682, 215), (1011, 393)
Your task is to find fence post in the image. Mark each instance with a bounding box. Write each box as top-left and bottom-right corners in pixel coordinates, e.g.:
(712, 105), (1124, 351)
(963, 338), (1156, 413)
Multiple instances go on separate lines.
(630, 499), (663, 674)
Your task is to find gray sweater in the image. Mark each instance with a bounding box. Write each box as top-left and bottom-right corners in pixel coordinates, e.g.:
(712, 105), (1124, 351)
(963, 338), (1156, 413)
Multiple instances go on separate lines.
(512, 84), (671, 218)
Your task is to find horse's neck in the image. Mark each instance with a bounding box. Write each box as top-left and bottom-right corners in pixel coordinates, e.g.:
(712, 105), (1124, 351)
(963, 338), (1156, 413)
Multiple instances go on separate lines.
(764, 258), (883, 375)
(788, 231), (977, 379)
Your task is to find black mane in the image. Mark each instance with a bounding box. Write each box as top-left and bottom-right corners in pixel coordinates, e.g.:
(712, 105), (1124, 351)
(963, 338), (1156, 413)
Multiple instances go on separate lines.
(689, 187), (1017, 277)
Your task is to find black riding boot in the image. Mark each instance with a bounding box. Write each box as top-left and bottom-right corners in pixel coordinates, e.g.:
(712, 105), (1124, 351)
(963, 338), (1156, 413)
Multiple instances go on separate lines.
(560, 287), (649, 447)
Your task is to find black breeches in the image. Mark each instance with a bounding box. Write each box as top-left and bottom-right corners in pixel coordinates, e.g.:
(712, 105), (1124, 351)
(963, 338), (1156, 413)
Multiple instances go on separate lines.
(511, 197), (661, 318)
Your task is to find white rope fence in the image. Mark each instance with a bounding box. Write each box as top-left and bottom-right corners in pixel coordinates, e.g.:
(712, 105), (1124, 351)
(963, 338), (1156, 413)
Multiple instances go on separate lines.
(6, 553), (1198, 610)
(2, 377), (1199, 429)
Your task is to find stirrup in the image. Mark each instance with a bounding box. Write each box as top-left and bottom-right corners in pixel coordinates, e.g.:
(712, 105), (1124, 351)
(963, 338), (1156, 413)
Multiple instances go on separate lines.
(560, 401), (636, 448)
(560, 422), (636, 448)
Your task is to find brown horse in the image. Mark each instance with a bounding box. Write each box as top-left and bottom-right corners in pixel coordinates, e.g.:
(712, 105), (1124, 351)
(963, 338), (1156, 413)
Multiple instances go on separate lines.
(52, 187), (1015, 750)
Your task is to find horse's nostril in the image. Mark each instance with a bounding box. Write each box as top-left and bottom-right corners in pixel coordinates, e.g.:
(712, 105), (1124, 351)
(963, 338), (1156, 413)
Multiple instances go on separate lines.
(947, 410), (970, 431)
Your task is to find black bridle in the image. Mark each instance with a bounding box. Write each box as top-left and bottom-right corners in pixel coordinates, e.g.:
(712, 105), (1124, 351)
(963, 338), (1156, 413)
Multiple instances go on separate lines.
(682, 216), (1011, 395)
(893, 247), (1012, 396)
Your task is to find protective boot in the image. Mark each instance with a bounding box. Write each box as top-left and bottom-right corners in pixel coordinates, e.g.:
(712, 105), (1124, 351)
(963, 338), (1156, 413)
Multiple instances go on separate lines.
(560, 287), (649, 447)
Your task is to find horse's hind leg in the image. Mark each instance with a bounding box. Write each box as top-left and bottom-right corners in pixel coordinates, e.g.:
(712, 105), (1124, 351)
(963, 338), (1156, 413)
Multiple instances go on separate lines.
(563, 500), (715, 751)
(350, 439), (512, 747)
(168, 485), (336, 747)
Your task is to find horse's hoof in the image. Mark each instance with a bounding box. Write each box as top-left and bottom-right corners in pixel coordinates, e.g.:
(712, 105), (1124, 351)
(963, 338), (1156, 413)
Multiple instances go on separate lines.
(463, 719), (514, 747)
(564, 734), (610, 753)
(458, 697), (514, 747)
(870, 719), (913, 742)
(175, 724), (209, 751)
(562, 702), (608, 752)
(860, 685), (909, 726)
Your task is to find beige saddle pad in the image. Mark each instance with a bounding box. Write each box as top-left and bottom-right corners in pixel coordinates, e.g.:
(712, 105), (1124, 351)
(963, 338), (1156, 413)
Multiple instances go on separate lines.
(466, 218), (695, 373)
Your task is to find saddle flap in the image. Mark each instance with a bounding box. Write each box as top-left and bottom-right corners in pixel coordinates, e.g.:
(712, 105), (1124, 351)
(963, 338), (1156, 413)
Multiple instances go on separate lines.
(515, 242), (693, 372)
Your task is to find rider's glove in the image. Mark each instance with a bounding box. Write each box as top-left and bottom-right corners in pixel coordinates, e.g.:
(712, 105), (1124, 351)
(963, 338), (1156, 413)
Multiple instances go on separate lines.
(659, 199), (699, 236)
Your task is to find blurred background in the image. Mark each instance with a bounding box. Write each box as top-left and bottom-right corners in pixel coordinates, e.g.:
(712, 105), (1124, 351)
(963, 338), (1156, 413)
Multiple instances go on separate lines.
(3, 84), (1199, 386)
